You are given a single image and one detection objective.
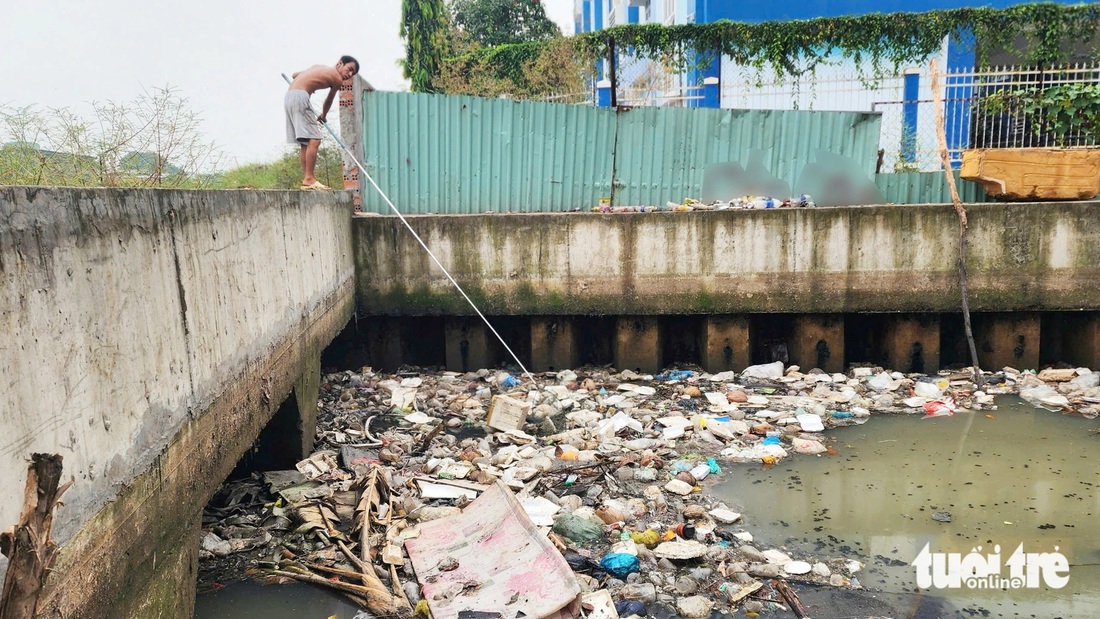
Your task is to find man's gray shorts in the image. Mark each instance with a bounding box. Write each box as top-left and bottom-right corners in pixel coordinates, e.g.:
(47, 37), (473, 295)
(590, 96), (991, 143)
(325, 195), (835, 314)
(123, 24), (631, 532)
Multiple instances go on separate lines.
(285, 90), (322, 143)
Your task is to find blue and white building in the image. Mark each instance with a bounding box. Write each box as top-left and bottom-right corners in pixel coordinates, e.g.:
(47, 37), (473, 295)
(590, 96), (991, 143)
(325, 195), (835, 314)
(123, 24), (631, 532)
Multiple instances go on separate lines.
(573, 0), (1089, 170)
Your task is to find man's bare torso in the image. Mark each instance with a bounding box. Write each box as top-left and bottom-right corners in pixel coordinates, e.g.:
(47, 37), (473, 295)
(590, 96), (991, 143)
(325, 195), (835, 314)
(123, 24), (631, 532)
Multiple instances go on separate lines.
(289, 65), (343, 95)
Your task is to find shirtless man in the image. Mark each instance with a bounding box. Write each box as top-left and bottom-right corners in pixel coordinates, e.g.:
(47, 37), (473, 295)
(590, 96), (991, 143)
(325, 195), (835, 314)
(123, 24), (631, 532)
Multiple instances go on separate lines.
(285, 56), (359, 189)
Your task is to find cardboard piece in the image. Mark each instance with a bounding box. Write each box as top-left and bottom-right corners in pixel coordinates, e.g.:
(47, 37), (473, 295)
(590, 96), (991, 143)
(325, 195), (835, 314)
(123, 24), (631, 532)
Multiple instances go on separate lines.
(414, 477), (489, 501)
(405, 481), (580, 619)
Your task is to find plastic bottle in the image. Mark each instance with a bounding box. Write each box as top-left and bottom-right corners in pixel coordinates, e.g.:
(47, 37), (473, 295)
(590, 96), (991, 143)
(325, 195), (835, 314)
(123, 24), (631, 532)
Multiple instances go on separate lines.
(673, 523), (696, 540)
(762, 430), (781, 446)
(619, 583), (657, 602)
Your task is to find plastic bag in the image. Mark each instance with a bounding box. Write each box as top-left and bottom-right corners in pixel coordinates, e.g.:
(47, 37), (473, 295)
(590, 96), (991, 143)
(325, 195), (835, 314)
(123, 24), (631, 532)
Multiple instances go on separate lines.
(922, 398), (956, 418)
(616, 600), (647, 615)
(599, 552), (640, 579)
(655, 369), (695, 381)
(913, 381), (943, 399)
(551, 514), (605, 545)
(741, 361), (784, 380)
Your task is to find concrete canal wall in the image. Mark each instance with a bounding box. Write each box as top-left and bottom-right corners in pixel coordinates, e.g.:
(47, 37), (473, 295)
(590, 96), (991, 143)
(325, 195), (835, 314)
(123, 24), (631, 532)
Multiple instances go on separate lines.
(0, 187), (355, 618)
(1, 186), (1098, 616)
(354, 202), (1100, 374)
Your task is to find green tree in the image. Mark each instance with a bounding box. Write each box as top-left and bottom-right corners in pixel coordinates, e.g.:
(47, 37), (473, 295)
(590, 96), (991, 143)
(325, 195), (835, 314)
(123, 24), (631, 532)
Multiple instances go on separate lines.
(401, 0), (450, 93)
(451, 0), (560, 47)
(437, 37), (589, 102)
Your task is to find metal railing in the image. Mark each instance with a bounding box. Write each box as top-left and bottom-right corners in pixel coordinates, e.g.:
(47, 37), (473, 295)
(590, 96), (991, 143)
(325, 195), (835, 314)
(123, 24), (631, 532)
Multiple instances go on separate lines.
(554, 43), (1100, 174)
(719, 60), (1100, 172)
(613, 49), (704, 107)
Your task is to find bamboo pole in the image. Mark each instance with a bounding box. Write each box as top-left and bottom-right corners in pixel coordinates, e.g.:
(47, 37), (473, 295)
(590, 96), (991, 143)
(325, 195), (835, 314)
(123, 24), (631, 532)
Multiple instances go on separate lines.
(266, 568), (380, 598)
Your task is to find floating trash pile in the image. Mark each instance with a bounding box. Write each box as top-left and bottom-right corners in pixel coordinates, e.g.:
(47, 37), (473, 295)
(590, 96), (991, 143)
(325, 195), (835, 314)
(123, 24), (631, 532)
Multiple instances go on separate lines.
(199, 362), (1098, 617)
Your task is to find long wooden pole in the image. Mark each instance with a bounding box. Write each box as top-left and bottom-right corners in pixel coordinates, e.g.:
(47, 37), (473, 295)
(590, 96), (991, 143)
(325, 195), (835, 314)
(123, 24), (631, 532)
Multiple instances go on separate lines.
(930, 58), (982, 382)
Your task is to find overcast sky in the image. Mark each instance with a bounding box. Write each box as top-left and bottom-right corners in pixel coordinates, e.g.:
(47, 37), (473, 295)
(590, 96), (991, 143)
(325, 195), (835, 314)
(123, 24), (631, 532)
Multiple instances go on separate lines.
(1, 1), (575, 168)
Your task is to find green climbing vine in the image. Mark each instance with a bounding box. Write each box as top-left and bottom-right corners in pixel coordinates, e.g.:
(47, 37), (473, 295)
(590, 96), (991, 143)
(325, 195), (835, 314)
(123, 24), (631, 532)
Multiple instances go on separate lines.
(985, 82), (1100, 146)
(440, 2), (1100, 96)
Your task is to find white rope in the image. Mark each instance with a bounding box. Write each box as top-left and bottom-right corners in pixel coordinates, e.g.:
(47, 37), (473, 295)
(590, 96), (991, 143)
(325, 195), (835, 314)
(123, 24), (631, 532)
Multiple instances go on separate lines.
(282, 74), (537, 385)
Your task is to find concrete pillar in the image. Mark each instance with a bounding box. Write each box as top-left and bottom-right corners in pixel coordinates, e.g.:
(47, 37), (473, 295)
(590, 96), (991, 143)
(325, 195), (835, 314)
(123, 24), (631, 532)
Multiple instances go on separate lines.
(702, 76), (721, 109)
(901, 69), (920, 165)
(239, 353), (320, 472)
(614, 316), (661, 374)
(882, 314), (941, 374)
(703, 315), (750, 373)
(531, 317), (579, 372)
(445, 317), (491, 372)
(1065, 311), (1100, 369)
(597, 79), (612, 107)
(363, 317), (403, 371)
(293, 352), (320, 458)
(116, 515), (199, 619)
(975, 312), (1040, 370)
(338, 74), (364, 212)
(791, 314), (845, 374)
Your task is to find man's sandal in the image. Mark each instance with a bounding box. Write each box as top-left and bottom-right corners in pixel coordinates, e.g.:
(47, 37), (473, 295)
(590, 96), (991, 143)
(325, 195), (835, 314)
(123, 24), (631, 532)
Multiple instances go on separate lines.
(300, 181), (331, 190)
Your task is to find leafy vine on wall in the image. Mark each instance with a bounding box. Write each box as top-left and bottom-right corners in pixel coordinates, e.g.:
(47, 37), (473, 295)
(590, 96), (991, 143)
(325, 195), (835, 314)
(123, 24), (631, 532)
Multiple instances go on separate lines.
(441, 2), (1100, 94)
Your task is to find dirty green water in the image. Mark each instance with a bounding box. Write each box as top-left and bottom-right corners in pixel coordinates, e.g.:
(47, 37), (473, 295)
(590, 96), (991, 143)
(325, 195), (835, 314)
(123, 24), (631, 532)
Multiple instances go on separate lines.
(194, 581), (362, 618)
(713, 396), (1100, 618)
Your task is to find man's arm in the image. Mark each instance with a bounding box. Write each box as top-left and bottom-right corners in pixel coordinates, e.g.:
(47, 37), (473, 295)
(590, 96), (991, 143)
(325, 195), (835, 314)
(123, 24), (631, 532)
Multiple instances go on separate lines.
(318, 86), (338, 123)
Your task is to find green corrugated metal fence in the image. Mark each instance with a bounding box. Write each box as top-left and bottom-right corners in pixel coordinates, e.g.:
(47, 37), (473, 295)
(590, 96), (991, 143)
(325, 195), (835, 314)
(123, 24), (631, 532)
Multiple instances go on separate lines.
(611, 106), (882, 206)
(358, 90), (957, 213)
(360, 92), (615, 214)
(876, 171), (988, 205)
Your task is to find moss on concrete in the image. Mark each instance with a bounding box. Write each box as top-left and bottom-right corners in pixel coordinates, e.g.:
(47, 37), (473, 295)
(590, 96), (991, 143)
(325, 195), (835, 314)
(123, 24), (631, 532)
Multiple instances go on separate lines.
(354, 203), (1100, 315)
